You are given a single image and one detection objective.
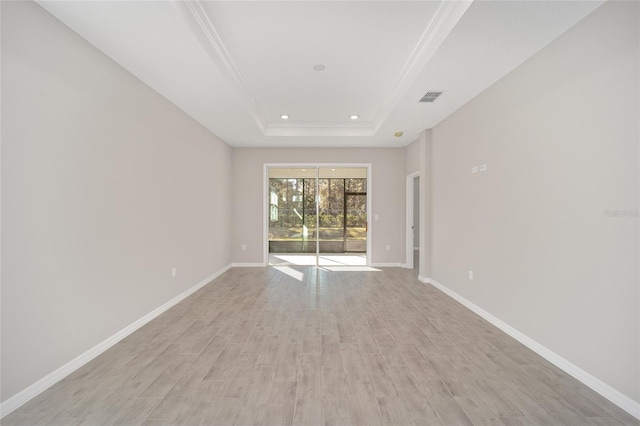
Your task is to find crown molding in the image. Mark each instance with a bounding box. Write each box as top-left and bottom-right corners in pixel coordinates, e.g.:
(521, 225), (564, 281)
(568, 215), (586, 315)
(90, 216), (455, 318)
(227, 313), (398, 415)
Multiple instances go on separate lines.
(371, 0), (473, 132)
(176, 0), (471, 138)
(265, 122), (375, 137)
(175, 0), (267, 132)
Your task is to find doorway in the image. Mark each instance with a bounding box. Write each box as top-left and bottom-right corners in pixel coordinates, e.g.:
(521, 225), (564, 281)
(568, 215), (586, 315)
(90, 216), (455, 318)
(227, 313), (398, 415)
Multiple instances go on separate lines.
(406, 172), (420, 270)
(264, 165), (371, 267)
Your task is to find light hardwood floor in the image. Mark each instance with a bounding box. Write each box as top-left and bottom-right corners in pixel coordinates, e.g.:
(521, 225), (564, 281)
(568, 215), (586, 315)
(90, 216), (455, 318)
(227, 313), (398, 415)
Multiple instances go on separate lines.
(3, 266), (638, 425)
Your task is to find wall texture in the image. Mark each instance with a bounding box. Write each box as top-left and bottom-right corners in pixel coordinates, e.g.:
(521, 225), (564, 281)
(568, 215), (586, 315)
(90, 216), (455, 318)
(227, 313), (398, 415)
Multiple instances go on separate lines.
(431, 0), (639, 403)
(404, 138), (421, 175)
(231, 148), (404, 265)
(1, 1), (232, 402)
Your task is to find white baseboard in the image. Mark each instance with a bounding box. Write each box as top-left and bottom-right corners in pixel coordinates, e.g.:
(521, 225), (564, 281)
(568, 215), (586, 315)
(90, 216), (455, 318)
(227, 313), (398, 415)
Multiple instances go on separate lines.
(0, 263), (232, 419)
(231, 263), (266, 267)
(370, 262), (404, 268)
(425, 277), (640, 420)
(417, 275), (429, 283)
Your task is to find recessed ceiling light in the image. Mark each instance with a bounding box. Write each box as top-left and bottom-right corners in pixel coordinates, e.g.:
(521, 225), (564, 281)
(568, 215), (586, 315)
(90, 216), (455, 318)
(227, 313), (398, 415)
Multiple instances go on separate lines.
(394, 131), (404, 137)
(280, 114), (289, 120)
(313, 64), (326, 71)
(331, 169), (336, 171)
(350, 115), (359, 120)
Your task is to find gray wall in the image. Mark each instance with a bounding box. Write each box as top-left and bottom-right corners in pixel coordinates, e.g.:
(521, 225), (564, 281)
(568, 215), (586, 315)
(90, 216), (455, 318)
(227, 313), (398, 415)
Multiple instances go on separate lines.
(1, 1), (232, 402)
(403, 133), (432, 279)
(232, 148), (404, 265)
(404, 138), (421, 175)
(405, 140), (422, 248)
(431, 0), (639, 402)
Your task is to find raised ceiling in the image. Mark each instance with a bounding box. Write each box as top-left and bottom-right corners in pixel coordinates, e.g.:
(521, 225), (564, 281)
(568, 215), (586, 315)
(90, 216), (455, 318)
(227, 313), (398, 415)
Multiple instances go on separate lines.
(37, 1), (604, 148)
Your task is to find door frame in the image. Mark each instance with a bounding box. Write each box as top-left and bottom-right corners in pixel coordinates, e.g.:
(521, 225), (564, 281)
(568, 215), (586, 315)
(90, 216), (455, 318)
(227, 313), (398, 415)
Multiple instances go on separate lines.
(405, 171), (420, 269)
(263, 163), (372, 266)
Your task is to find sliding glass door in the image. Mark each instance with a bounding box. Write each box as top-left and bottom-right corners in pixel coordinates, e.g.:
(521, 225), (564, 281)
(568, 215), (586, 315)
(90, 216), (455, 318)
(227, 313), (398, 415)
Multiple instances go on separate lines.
(267, 166), (367, 265)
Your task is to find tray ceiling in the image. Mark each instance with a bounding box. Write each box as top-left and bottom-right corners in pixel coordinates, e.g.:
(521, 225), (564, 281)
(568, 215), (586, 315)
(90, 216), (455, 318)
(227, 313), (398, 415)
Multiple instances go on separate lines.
(37, 1), (604, 147)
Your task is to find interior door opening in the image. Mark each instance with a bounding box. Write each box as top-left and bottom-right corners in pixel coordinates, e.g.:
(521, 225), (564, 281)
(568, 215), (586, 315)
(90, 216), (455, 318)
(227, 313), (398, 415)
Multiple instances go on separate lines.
(266, 166), (369, 267)
(406, 172), (420, 270)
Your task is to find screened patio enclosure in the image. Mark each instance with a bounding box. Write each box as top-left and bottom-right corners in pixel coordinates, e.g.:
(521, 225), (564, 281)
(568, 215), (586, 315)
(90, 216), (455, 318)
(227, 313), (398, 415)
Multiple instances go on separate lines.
(268, 167), (367, 255)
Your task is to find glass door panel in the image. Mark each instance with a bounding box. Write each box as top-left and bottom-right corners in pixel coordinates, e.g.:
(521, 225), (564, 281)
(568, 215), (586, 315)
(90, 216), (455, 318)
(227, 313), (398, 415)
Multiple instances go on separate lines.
(345, 193), (367, 252)
(318, 168), (367, 266)
(318, 175), (345, 254)
(268, 168), (318, 259)
(345, 177), (367, 252)
(302, 177), (317, 253)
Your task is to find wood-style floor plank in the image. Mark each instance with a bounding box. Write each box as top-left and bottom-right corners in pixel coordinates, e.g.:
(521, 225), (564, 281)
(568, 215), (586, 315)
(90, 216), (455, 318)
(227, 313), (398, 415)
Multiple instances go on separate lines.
(3, 266), (638, 426)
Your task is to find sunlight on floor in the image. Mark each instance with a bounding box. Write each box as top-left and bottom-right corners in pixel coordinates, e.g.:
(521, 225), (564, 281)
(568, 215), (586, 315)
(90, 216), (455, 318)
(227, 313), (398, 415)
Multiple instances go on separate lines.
(270, 253), (379, 274)
(269, 254), (317, 266)
(318, 255), (367, 267)
(269, 253), (368, 267)
(272, 266), (305, 281)
(320, 266), (381, 272)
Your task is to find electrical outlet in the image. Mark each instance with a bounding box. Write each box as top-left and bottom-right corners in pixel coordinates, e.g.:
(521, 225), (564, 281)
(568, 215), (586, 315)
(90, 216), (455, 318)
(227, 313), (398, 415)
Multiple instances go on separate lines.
(468, 270), (474, 280)
(479, 164), (488, 172)
(386, 244), (391, 251)
(471, 166), (478, 174)
(241, 244), (247, 251)
(171, 268), (177, 278)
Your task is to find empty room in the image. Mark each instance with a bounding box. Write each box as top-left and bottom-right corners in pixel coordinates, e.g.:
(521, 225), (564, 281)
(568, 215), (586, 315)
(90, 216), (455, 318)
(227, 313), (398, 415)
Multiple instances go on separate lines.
(1, 0), (639, 425)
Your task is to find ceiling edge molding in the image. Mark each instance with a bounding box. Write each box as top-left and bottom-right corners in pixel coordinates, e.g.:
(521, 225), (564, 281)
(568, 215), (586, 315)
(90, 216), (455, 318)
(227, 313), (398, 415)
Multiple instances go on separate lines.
(174, 0), (267, 132)
(371, 0), (473, 132)
(265, 122), (375, 137)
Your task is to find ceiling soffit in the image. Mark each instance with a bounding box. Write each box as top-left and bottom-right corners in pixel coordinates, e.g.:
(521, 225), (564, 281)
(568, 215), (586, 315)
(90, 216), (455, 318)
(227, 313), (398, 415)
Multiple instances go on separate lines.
(175, 0), (472, 138)
(178, 1), (267, 132)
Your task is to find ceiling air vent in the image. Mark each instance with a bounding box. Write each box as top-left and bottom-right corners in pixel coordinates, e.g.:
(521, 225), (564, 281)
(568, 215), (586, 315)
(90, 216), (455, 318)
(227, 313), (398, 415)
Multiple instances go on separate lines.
(419, 91), (443, 103)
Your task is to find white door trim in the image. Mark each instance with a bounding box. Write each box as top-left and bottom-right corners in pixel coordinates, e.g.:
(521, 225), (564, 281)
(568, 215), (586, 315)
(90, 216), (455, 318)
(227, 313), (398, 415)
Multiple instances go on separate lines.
(405, 171), (420, 269)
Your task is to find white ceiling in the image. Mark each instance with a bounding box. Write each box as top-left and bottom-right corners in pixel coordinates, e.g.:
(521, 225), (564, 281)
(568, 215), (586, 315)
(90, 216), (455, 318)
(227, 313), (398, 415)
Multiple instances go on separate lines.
(37, 0), (604, 148)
